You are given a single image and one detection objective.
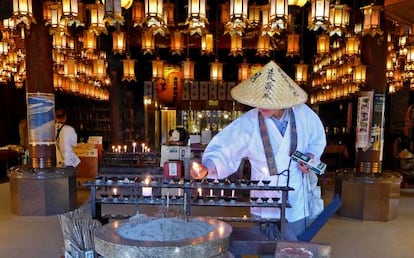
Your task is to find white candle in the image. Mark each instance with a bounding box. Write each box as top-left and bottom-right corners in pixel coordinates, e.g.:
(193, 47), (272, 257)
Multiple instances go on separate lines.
(142, 186), (152, 196)
(141, 143), (145, 153)
(113, 188), (118, 195)
(111, 145), (115, 152)
(210, 189), (213, 197)
(231, 190), (235, 198)
(220, 189), (224, 197)
(166, 192), (170, 208)
(132, 142), (136, 153)
(118, 145), (121, 153)
(183, 193), (187, 213)
(198, 188), (202, 197)
(123, 145), (127, 152)
(142, 177), (152, 196)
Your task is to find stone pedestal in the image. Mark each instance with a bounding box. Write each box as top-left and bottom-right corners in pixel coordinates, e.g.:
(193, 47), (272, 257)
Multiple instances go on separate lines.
(339, 173), (401, 221)
(8, 166), (77, 216)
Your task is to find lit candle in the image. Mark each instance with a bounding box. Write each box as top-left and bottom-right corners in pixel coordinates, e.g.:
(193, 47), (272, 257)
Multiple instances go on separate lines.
(142, 177), (152, 197)
(111, 145), (115, 152)
(231, 190), (235, 198)
(220, 189), (224, 197)
(118, 145), (121, 153)
(132, 142), (136, 153)
(123, 145), (127, 152)
(113, 188), (118, 195)
(198, 188), (202, 197)
(141, 143), (145, 153)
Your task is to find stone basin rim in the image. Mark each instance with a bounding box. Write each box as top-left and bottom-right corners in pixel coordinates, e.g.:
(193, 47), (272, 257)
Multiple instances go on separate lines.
(95, 216), (233, 248)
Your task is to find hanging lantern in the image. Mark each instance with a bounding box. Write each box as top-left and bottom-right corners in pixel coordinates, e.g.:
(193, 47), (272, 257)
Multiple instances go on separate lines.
(345, 35), (360, 56)
(260, 4), (271, 35)
(210, 59), (223, 82)
(93, 58), (107, 78)
(3, 18), (15, 30)
(353, 64), (367, 84)
(187, 0), (207, 36)
(230, 34), (243, 57)
(170, 31), (184, 55)
(49, 3), (68, 35)
(61, 0), (79, 26)
(238, 60), (250, 82)
(361, 3), (383, 37)
(325, 66), (337, 83)
(152, 57), (164, 80)
(295, 61), (308, 83)
(328, 1), (350, 36)
(87, 1), (107, 35)
(309, 0), (330, 31)
(386, 54), (394, 73)
(220, 2), (230, 24)
(269, 0), (288, 34)
(316, 33), (330, 55)
(104, 0), (124, 26)
(112, 31), (126, 54)
(201, 33), (214, 55)
(122, 56), (136, 81)
(52, 34), (67, 50)
(144, 0), (164, 29)
(53, 72), (63, 90)
(181, 58), (195, 82)
(248, 2), (261, 27)
(226, 0), (248, 35)
(286, 33), (300, 57)
(257, 34), (270, 56)
(0, 41), (9, 56)
(43, 1), (52, 24)
(83, 31), (96, 52)
(142, 30), (155, 55)
(12, 0), (34, 29)
(407, 46), (414, 64)
(163, 2), (175, 26)
(132, 1), (144, 27)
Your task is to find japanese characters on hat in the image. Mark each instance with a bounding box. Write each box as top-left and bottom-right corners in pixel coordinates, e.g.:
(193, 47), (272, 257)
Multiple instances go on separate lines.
(230, 61), (308, 109)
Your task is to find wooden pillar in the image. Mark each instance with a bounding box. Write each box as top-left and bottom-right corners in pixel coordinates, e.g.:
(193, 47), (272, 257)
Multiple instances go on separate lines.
(108, 56), (124, 145)
(355, 34), (387, 173)
(25, 0), (56, 168)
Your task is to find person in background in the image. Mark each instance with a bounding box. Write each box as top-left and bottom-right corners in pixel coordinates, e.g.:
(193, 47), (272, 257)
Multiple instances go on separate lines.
(55, 108), (80, 168)
(193, 61), (326, 240)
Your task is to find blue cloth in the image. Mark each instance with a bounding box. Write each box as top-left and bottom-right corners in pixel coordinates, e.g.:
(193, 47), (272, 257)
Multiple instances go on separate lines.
(270, 110), (289, 136)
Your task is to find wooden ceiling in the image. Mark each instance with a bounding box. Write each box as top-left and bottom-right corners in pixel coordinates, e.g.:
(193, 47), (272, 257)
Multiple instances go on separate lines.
(385, 0), (414, 25)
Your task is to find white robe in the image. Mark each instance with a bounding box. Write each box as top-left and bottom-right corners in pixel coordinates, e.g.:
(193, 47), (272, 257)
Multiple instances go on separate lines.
(55, 123), (81, 168)
(202, 104), (326, 222)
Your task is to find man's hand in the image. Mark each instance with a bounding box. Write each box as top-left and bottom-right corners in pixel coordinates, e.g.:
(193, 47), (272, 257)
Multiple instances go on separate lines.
(298, 153), (314, 174)
(190, 160), (208, 179)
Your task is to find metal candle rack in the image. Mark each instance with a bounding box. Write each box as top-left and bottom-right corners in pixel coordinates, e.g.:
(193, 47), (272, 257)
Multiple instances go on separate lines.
(84, 177), (294, 239)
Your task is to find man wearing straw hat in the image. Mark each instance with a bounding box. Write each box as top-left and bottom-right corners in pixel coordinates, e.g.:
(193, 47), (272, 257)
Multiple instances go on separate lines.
(195, 61), (326, 240)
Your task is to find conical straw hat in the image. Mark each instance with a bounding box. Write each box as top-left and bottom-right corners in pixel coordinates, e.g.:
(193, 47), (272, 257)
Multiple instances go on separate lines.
(231, 61), (308, 109)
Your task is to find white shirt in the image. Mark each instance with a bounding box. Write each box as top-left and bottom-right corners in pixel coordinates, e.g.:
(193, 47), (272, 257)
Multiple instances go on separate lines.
(202, 104), (326, 222)
(55, 122), (80, 167)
